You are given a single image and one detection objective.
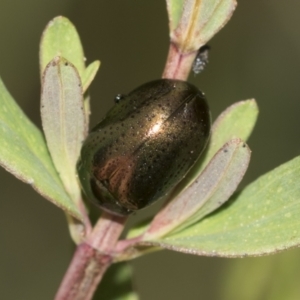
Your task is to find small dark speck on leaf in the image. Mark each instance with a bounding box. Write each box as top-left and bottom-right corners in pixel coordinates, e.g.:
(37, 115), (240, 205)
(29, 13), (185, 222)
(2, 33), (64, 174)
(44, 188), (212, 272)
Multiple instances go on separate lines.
(224, 149), (228, 153)
(243, 143), (246, 148)
(65, 62), (68, 66)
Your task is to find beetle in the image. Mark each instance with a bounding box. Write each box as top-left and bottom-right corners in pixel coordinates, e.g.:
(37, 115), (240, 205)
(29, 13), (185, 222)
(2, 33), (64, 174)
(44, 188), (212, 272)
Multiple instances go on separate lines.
(77, 79), (211, 216)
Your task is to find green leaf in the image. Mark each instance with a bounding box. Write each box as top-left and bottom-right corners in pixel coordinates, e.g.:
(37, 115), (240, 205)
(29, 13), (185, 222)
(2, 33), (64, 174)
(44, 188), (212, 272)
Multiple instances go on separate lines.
(0, 77), (82, 221)
(41, 57), (86, 203)
(40, 16), (100, 130)
(40, 16), (85, 77)
(172, 99), (258, 198)
(167, 0), (237, 53)
(96, 262), (138, 300)
(82, 60), (101, 93)
(151, 155), (300, 257)
(82, 60), (101, 125)
(145, 139), (251, 239)
(166, 0), (185, 31)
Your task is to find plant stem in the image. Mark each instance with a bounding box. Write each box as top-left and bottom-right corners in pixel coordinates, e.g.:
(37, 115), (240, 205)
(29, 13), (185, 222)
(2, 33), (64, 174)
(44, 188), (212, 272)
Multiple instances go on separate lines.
(55, 212), (127, 300)
(55, 33), (197, 300)
(162, 42), (197, 80)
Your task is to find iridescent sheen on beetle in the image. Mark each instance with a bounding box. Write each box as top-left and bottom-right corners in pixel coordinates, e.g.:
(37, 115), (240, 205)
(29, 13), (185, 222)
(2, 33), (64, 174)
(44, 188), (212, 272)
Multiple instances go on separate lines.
(77, 79), (211, 216)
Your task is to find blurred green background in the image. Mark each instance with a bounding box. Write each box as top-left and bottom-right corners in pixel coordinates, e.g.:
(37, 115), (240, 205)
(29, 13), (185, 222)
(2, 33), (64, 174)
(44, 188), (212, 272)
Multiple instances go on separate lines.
(1, 1), (300, 299)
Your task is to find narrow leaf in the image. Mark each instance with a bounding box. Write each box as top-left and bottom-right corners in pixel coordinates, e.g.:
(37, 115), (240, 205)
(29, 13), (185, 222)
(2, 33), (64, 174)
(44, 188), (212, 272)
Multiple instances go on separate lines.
(167, 0), (237, 53)
(151, 155), (300, 257)
(82, 60), (101, 93)
(166, 0), (185, 31)
(0, 77), (82, 221)
(172, 99), (258, 198)
(145, 139), (251, 239)
(41, 57), (86, 203)
(40, 16), (85, 77)
(40, 16), (100, 131)
(82, 60), (101, 127)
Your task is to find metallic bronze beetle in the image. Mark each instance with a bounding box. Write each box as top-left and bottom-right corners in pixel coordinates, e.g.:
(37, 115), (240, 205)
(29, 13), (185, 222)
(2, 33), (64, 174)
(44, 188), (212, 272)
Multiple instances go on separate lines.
(77, 79), (211, 215)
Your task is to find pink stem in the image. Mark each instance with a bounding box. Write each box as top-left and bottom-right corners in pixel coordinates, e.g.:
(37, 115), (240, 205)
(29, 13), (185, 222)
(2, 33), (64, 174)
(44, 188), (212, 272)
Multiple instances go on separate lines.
(115, 235), (143, 253)
(55, 39), (198, 300)
(162, 42), (197, 81)
(55, 212), (127, 300)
